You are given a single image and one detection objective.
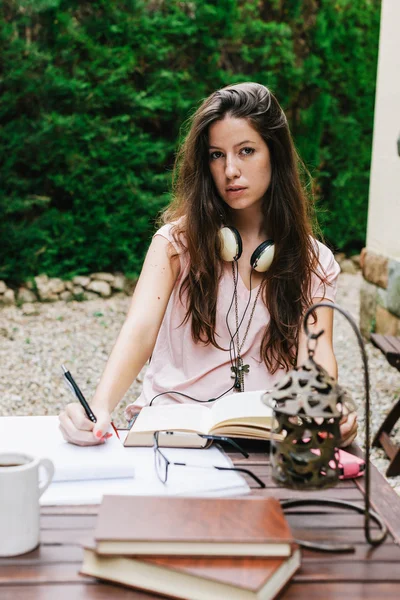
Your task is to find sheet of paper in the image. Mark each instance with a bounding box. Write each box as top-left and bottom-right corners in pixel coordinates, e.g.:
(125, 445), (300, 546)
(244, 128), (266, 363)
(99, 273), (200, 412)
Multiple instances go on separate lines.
(40, 445), (250, 505)
(0, 416), (135, 482)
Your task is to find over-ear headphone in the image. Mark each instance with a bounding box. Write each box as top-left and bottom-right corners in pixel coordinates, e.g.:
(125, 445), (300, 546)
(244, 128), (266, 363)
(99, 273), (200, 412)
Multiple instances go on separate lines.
(218, 226), (275, 273)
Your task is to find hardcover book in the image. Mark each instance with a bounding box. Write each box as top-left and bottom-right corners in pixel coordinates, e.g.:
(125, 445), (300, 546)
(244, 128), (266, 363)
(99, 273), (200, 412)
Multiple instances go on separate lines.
(81, 544), (300, 600)
(94, 495), (294, 557)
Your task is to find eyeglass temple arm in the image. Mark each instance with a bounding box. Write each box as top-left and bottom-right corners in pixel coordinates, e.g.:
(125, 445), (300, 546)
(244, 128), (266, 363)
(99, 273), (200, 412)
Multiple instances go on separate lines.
(169, 462), (265, 488)
(198, 435), (250, 458)
(214, 466), (266, 488)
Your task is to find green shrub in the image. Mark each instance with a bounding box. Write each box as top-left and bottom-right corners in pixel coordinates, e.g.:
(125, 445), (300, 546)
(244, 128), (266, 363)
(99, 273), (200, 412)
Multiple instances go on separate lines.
(0, 0), (381, 282)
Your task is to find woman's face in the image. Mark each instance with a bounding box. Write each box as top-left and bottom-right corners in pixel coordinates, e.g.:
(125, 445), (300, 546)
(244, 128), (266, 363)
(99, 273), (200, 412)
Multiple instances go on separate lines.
(208, 116), (272, 214)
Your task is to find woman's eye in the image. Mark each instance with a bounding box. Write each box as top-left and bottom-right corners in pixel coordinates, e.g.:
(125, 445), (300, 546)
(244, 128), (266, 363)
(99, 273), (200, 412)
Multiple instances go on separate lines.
(240, 147), (255, 156)
(209, 151), (223, 161)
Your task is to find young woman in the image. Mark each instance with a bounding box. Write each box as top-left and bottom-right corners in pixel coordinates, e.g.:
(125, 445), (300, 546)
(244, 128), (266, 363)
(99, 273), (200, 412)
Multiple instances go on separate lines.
(59, 82), (357, 447)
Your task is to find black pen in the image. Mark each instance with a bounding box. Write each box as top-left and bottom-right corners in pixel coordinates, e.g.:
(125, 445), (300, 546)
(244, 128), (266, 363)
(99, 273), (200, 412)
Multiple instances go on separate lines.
(61, 364), (97, 423)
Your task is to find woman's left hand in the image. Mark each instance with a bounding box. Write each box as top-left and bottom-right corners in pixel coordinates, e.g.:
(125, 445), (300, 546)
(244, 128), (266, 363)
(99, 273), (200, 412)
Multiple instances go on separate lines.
(339, 406), (358, 447)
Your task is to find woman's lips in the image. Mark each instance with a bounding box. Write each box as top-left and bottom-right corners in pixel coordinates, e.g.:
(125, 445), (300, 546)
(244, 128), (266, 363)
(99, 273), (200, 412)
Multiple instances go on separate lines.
(226, 187), (247, 196)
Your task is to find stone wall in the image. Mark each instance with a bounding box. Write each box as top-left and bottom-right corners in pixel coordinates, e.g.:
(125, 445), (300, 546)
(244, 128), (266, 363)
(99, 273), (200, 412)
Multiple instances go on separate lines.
(0, 272), (136, 311)
(360, 249), (400, 338)
(0, 254), (362, 312)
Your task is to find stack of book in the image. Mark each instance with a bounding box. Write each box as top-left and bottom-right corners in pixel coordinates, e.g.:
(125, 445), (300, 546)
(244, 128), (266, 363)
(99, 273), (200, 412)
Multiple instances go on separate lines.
(81, 495), (300, 599)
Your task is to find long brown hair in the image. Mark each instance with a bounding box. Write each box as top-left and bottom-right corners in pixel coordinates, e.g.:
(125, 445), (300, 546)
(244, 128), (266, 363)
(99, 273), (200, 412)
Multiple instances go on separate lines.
(162, 82), (327, 373)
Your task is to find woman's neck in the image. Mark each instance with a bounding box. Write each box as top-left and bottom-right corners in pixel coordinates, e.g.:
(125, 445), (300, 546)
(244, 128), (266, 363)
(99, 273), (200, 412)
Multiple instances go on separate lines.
(230, 206), (269, 239)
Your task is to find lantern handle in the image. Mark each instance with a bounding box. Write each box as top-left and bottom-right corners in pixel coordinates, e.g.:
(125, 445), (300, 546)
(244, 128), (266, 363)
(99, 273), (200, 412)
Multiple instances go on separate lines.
(281, 498), (387, 553)
(306, 328), (324, 357)
(302, 301), (387, 546)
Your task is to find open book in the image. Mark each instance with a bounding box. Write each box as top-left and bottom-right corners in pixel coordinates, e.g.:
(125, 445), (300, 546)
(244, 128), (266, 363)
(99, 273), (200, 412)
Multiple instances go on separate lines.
(124, 390), (282, 448)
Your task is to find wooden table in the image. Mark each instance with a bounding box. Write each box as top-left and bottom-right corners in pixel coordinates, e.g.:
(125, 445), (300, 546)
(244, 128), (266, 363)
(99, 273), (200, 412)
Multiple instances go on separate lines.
(1, 441), (400, 599)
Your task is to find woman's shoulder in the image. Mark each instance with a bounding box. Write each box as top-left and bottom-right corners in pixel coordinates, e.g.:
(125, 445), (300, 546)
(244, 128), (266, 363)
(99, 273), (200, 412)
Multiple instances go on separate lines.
(154, 222), (176, 243)
(154, 219), (187, 252)
(310, 237), (338, 270)
(153, 220), (189, 278)
(309, 237), (341, 299)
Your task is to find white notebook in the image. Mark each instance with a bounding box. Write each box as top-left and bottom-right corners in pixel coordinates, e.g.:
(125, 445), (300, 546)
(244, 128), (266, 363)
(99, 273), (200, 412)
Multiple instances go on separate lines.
(0, 416), (135, 482)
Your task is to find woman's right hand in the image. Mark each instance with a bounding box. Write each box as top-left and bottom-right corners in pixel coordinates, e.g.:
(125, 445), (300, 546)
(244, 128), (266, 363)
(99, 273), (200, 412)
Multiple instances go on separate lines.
(59, 403), (113, 446)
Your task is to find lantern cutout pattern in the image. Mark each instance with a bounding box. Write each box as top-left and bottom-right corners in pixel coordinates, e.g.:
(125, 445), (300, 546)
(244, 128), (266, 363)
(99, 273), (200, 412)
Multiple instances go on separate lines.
(263, 355), (355, 490)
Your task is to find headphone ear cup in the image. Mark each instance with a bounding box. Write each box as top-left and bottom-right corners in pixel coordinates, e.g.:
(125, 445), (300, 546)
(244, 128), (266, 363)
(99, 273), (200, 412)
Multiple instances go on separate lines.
(218, 227), (242, 262)
(250, 240), (275, 272)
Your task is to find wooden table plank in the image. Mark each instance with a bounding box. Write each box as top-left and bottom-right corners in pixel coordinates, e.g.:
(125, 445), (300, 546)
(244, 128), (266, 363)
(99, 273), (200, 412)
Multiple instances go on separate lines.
(41, 515), (97, 529)
(0, 585), (152, 599)
(3, 540), (400, 566)
(0, 545), (83, 565)
(3, 542), (400, 565)
(40, 529), (93, 545)
(301, 543), (400, 562)
(284, 528), (391, 544)
(248, 486), (363, 499)
(2, 559), (400, 585)
(1, 582), (400, 600)
(37, 524), (382, 546)
(0, 563), (86, 584)
(282, 583), (400, 599)
(40, 511), (379, 531)
(239, 465), (357, 488)
(293, 560), (400, 581)
(285, 512), (379, 529)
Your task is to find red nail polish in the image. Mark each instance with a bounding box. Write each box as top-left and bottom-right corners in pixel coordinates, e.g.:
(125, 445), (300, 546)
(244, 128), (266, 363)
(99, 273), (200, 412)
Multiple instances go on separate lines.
(95, 430), (103, 439)
(104, 433), (113, 439)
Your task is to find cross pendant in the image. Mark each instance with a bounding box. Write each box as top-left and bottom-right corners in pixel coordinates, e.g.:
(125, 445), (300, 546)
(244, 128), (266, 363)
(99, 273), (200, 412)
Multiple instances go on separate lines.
(231, 358), (250, 392)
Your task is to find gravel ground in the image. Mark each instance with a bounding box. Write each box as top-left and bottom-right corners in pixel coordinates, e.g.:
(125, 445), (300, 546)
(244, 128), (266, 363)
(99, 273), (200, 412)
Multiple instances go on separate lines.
(1, 273), (400, 493)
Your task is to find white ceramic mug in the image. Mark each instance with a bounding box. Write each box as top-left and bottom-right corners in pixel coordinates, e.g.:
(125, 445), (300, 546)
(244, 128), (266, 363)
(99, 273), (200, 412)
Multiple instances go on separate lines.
(0, 452), (54, 557)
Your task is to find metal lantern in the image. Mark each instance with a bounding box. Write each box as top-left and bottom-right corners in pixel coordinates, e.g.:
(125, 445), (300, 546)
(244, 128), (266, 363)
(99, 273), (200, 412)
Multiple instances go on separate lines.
(263, 355), (355, 489)
(262, 302), (387, 551)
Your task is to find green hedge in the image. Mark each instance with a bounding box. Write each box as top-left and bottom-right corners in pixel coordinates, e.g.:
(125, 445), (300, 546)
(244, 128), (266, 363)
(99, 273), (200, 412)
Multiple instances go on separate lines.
(0, 0), (381, 283)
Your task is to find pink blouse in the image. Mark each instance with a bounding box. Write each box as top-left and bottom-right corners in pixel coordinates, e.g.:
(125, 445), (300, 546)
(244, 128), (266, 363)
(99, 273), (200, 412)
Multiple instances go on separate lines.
(126, 224), (340, 416)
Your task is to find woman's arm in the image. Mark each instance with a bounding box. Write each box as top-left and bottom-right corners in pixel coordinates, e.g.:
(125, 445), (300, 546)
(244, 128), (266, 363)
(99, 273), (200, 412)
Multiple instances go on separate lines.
(91, 235), (180, 413)
(59, 234), (180, 445)
(297, 299), (357, 447)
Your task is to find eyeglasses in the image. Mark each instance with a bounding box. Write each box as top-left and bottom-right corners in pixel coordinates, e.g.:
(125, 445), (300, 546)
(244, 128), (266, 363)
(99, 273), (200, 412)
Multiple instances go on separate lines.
(153, 432), (265, 488)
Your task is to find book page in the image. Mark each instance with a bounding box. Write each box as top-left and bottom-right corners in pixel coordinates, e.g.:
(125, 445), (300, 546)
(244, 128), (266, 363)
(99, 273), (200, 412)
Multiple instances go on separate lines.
(209, 390), (273, 429)
(130, 404), (214, 435)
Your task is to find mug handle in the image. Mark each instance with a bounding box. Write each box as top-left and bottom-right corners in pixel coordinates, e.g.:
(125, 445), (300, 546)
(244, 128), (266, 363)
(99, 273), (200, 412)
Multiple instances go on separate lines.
(38, 458), (55, 497)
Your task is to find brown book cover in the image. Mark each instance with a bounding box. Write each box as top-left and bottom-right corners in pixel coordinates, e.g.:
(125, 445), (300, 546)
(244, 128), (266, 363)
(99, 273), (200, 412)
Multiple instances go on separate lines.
(81, 543), (301, 600)
(95, 495), (294, 557)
